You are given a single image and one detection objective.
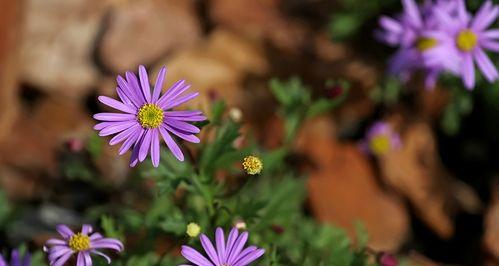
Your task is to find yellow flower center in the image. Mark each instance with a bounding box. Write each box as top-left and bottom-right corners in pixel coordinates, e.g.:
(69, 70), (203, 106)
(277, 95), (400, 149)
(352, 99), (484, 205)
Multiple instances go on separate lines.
(416, 37), (438, 52)
(242, 156), (263, 175)
(186, 223), (201, 238)
(456, 29), (478, 52)
(137, 104), (164, 129)
(68, 233), (91, 252)
(369, 135), (391, 155)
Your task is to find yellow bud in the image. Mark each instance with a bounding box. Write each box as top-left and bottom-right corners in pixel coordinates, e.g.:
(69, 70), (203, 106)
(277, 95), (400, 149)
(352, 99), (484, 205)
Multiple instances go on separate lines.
(186, 223), (201, 238)
(242, 156), (263, 175)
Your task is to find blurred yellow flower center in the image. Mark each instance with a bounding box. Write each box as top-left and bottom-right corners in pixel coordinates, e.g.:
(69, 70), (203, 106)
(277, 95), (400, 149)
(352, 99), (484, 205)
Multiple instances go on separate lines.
(68, 233), (91, 251)
(242, 156), (263, 175)
(138, 104), (164, 129)
(186, 223), (201, 238)
(369, 135), (391, 155)
(416, 37), (438, 51)
(456, 29), (478, 52)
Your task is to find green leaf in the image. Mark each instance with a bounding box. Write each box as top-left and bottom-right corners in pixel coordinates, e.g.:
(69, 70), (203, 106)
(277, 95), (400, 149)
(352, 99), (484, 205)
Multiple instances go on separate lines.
(86, 132), (103, 159)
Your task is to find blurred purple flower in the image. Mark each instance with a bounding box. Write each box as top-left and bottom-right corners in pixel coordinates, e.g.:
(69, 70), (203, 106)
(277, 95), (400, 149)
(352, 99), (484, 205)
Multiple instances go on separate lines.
(94, 65), (206, 167)
(0, 249), (30, 266)
(360, 122), (401, 156)
(180, 227), (265, 266)
(377, 0), (461, 89)
(44, 224), (123, 266)
(431, 0), (499, 89)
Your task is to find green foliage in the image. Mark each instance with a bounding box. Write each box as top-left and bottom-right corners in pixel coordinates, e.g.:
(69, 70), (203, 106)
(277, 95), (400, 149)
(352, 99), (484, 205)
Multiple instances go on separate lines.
(270, 77), (349, 145)
(370, 77), (403, 106)
(441, 86), (473, 136)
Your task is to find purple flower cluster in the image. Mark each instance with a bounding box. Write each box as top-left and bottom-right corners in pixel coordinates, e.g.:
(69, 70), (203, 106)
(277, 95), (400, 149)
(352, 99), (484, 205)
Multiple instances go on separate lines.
(378, 0), (499, 90)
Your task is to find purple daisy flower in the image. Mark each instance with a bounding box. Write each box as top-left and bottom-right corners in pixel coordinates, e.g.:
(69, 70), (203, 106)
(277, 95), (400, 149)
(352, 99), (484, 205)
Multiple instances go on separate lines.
(0, 249), (30, 266)
(431, 0), (499, 89)
(360, 122), (401, 156)
(180, 227), (265, 266)
(94, 65), (206, 167)
(377, 0), (461, 88)
(44, 224), (123, 266)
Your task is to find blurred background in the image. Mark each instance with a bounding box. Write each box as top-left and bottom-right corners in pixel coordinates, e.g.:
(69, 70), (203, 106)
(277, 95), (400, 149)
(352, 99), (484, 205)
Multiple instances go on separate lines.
(1, 0), (499, 265)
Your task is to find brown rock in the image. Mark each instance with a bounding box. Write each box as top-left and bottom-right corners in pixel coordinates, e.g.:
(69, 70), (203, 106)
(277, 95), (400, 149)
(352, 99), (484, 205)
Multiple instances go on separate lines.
(209, 0), (307, 51)
(297, 117), (409, 251)
(20, 0), (106, 98)
(99, 0), (201, 73)
(0, 0), (23, 142)
(152, 29), (269, 110)
(0, 97), (93, 176)
(379, 122), (454, 239)
(485, 180), (499, 261)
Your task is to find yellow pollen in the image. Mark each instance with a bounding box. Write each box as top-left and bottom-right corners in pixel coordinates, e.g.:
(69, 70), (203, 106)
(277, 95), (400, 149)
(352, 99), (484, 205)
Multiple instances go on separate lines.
(456, 29), (478, 52)
(68, 233), (91, 252)
(137, 104), (164, 129)
(186, 223), (201, 238)
(369, 135), (391, 155)
(242, 156), (263, 175)
(416, 37), (438, 52)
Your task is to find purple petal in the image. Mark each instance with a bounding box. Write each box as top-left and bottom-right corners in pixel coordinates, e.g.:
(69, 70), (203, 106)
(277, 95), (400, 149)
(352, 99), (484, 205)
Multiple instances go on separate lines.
(200, 234), (221, 265)
(159, 126), (184, 161)
(81, 225), (93, 235)
(233, 248), (265, 266)
(48, 246), (72, 261)
(94, 122), (114, 130)
(153, 67), (166, 103)
(89, 233), (104, 241)
(402, 0), (422, 28)
(91, 238), (124, 251)
(481, 39), (499, 52)
(110, 124), (141, 145)
(52, 250), (73, 266)
(98, 96), (136, 114)
(77, 252), (85, 266)
(475, 48), (499, 82)
(84, 252), (92, 266)
(150, 129), (160, 167)
(157, 80), (188, 107)
(91, 250), (110, 264)
(46, 238), (67, 246)
(462, 53), (476, 90)
(181, 246), (214, 266)
(163, 124), (200, 143)
(116, 86), (134, 107)
(379, 16), (401, 34)
(99, 121), (136, 137)
(138, 130), (152, 162)
(169, 115), (207, 122)
(215, 228), (226, 263)
(94, 113), (136, 122)
(164, 110), (203, 116)
(11, 250), (20, 266)
(164, 119), (200, 134)
(225, 228), (239, 256)
(471, 1), (498, 31)
(483, 29), (499, 39)
(138, 65), (152, 103)
(56, 224), (75, 239)
(125, 71), (146, 105)
(119, 128), (143, 155)
(117, 75), (141, 107)
(163, 92), (199, 110)
(227, 232), (248, 265)
(129, 144), (140, 167)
